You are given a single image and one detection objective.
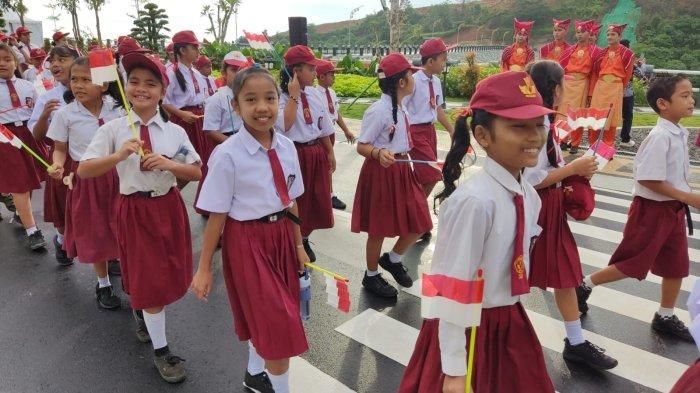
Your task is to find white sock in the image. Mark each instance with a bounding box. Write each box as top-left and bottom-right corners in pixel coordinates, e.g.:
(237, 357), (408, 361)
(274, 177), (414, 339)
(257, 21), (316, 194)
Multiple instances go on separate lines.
(26, 226), (38, 236)
(247, 341), (266, 375)
(97, 275), (111, 288)
(583, 275), (596, 288)
(267, 370), (290, 393)
(302, 236), (309, 241)
(331, 192), (336, 198)
(143, 309), (167, 350)
(658, 307), (674, 317)
(56, 233), (64, 245)
(366, 269), (380, 277)
(389, 251), (402, 264)
(564, 319), (585, 345)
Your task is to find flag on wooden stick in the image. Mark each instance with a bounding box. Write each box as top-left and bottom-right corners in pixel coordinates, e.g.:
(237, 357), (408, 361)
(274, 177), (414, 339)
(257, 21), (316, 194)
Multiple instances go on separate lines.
(88, 48), (120, 85)
(325, 276), (350, 313)
(243, 31), (274, 51)
(0, 124), (22, 148)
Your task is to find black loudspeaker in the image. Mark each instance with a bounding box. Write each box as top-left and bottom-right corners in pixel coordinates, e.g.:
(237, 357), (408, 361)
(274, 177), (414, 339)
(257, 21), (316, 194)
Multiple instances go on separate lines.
(288, 17), (308, 46)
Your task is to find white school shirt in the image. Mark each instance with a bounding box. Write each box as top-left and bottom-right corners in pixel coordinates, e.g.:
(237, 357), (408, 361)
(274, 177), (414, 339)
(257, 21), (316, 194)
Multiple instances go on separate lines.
(197, 125), (304, 220)
(276, 87), (334, 143)
(163, 62), (208, 108)
(358, 93), (412, 154)
(404, 70), (444, 125)
(316, 85), (340, 124)
(523, 117), (565, 186)
(23, 66), (53, 83)
(202, 86), (241, 134)
(46, 99), (124, 161)
(82, 111), (201, 195)
(632, 117), (691, 201)
(431, 157), (542, 376)
(0, 76), (37, 124)
(28, 83), (68, 132)
(203, 75), (217, 98)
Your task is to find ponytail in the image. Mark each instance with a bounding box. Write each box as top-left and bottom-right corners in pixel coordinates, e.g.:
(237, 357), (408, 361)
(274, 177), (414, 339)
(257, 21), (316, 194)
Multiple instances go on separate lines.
(434, 109), (494, 208)
(377, 69), (409, 132)
(173, 43), (188, 93)
(158, 100), (170, 122)
(526, 60), (564, 168)
(279, 65), (294, 95)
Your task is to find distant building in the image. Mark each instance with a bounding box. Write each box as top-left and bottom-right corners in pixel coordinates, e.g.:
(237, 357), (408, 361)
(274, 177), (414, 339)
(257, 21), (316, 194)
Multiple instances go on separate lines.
(3, 11), (44, 47)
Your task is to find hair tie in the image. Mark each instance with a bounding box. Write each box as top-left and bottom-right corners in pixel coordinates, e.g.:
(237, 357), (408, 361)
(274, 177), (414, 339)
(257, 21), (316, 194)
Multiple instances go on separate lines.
(457, 107), (473, 118)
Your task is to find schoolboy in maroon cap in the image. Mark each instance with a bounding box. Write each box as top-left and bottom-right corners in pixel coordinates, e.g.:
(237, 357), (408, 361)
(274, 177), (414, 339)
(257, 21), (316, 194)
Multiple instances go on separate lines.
(404, 38), (455, 241)
(399, 71), (556, 393)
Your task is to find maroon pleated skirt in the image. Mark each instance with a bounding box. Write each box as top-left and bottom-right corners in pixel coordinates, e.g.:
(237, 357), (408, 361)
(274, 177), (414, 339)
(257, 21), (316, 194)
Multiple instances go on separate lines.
(609, 197), (689, 280)
(64, 161), (119, 263)
(409, 123), (442, 185)
(116, 188), (193, 309)
(43, 141), (71, 228)
(221, 216), (309, 360)
(351, 157), (433, 238)
(170, 106), (212, 166)
(670, 359), (700, 393)
(295, 142), (334, 237)
(529, 186), (583, 289)
(399, 303), (554, 393)
(0, 124), (42, 193)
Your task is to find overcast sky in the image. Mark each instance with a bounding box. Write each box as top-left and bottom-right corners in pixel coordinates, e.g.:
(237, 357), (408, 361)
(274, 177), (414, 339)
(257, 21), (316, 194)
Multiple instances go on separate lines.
(16, 0), (446, 42)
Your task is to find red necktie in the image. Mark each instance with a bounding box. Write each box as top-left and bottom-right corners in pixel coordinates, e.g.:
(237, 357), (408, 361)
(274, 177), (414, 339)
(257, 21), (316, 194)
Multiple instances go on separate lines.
(428, 78), (436, 109)
(205, 78), (214, 96)
(511, 194), (530, 296)
(324, 88), (335, 114)
(299, 92), (313, 125)
(268, 149), (292, 207)
(6, 79), (22, 108)
(98, 118), (105, 126)
(189, 68), (201, 94)
(139, 124), (154, 172)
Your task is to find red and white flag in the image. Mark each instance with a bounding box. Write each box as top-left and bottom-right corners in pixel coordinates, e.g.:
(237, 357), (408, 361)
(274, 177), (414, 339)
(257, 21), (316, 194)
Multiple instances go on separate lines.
(584, 140), (616, 169)
(244, 31), (274, 51)
(33, 74), (54, 95)
(325, 276), (350, 313)
(553, 119), (574, 143)
(88, 49), (119, 85)
(0, 124), (23, 148)
(421, 270), (484, 328)
(566, 107), (610, 131)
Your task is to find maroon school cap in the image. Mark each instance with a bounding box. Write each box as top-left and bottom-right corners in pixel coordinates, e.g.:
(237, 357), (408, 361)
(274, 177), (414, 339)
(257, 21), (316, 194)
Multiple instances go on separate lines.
(378, 53), (421, 79)
(283, 45), (324, 67)
(121, 52), (169, 88)
(469, 71), (554, 119)
(419, 38), (455, 57)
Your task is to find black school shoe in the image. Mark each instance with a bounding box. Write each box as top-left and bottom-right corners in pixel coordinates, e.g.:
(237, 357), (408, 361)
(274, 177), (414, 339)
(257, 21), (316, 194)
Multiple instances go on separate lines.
(378, 253), (413, 288)
(419, 231), (432, 242)
(575, 282), (592, 315)
(652, 313), (694, 342)
(569, 146), (579, 154)
(53, 235), (74, 266)
(133, 309), (151, 343)
(153, 347), (186, 384)
(243, 371), (274, 393)
(563, 339), (618, 370)
(95, 284), (121, 310)
(25, 230), (46, 250)
(331, 196), (347, 210)
(0, 193), (15, 212)
(302, 238), (316, 263)
(362, 272), (398, 298)
(108, 260), (121, 276)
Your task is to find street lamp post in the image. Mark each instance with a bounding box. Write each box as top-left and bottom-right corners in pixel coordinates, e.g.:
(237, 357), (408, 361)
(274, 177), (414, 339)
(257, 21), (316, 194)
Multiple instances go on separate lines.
(457, 23), (466, 44)
(502, 31), (510, 45)
(348, 6), (363, 48)
(491, 28), (499, 45)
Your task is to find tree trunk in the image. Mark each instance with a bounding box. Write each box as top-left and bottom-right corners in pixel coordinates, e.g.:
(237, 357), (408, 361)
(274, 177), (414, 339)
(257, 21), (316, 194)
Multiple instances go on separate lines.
(94, 7), (102, 45)
(389, 0), (400, 52)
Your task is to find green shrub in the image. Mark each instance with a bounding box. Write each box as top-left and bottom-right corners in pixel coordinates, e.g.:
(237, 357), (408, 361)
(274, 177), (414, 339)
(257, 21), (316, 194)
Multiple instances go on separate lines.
(632, 78), (647, 107)
(332, 74), (381, 98)
(445, 53), (500, 99)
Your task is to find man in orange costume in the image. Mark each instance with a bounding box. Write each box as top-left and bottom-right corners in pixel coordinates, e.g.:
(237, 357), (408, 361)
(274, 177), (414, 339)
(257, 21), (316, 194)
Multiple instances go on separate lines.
(500, 18), (535, 72)
(558, 20), (600, 153)
(588, 24), (635, 147)
(541, 18), (572, 62)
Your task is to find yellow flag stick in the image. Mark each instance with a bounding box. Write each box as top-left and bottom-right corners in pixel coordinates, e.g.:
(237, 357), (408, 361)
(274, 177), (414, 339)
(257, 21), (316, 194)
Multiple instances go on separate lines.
(18, 141), (51, 169)
(114, 75), (144, 156)
(304, 262), (349, 282)
(465, 325), (477, 393)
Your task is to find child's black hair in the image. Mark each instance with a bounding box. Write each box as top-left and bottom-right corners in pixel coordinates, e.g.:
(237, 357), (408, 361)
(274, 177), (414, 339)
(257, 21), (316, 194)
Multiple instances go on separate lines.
(126, 66), (170, 123)
(378, 69), (411, 125)
(48, 45), (80, 61)
(279, 65), (297, 95)
(435, 109), (494, 207)
(420, 53), (441, 66)
(646, 74), (690, 115)
(62, 57), (125, 109)
(0, 43), (23, 78)
(173, 42), (193, 93)
(232, 67), (278, 101)
(526, 60), (564, 168)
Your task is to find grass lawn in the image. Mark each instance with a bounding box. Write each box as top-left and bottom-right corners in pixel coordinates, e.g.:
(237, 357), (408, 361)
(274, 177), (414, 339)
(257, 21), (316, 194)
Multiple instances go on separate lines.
(339, 103), (700, 129)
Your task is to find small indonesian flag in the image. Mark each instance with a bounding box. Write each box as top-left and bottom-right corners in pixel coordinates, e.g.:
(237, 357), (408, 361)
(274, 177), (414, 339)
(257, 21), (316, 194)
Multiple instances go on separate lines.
(88, 49), (119, 85)
(584, 140), (616, 170)
(567, 107), (610, 131)
(33, 74), (54, 95)
(0, 124), (23, 148)
(325, 276), (350, 313)
(244, 31), (274, 51)
(553, 119), (574, 143)
(421, 270), (484, 328)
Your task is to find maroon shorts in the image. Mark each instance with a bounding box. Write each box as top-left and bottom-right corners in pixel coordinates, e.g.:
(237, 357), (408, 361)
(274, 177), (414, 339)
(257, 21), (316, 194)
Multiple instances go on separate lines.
(609, 197), (690, 280)
(409, 123), (442, 185)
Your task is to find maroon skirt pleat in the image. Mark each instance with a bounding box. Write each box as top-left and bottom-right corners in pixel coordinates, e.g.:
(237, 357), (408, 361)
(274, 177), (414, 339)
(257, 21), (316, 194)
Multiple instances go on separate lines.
(170, 107), (212, 166)
(670, 359), (700, 393)
(64, 161), (119, 263)
(351, 157), (432, 238)
(221, 216), (309, 360)
(399, 303), (554, 393)
(116, 188), (193, 309)
(409, 123), (442, 185)
(0, 124), (42, 193)
(295, 142), (334, 236)
(43, 141), (71, 228)
(529, 187), (583, 289)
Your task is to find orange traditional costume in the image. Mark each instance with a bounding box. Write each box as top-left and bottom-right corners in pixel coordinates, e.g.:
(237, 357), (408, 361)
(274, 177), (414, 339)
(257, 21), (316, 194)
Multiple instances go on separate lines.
(540, 18), (572, 62)
(500, 19), (535, 72)
(589, 24), (635, 147)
